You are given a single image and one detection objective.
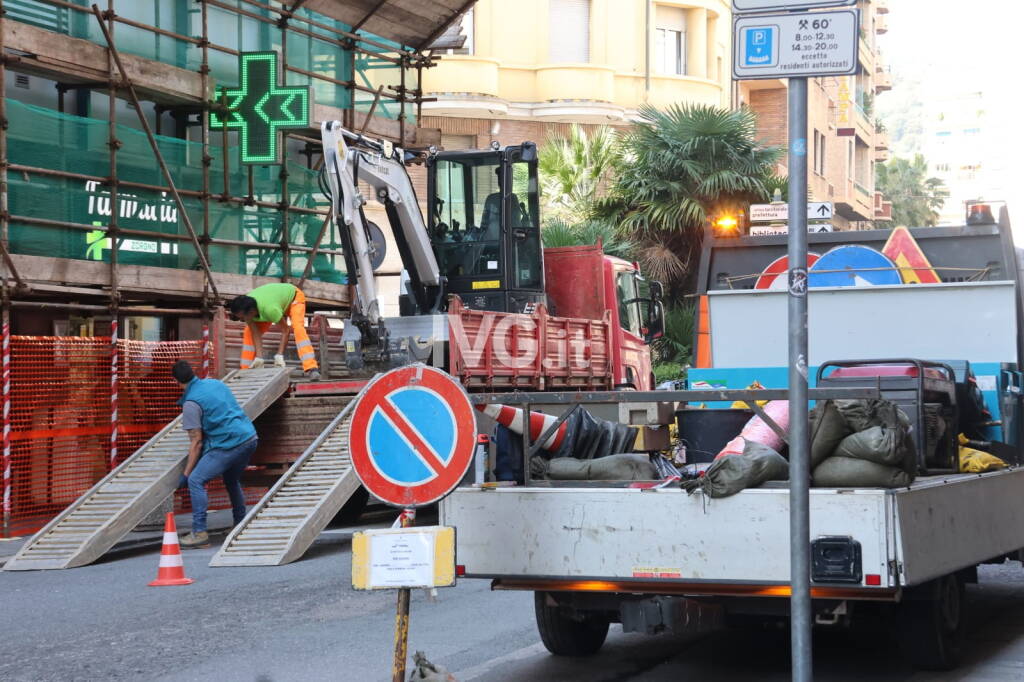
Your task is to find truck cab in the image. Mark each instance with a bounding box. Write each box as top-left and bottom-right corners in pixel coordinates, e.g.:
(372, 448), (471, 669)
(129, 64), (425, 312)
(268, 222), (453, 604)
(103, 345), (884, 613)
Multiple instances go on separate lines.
(543, 245), (661, 390)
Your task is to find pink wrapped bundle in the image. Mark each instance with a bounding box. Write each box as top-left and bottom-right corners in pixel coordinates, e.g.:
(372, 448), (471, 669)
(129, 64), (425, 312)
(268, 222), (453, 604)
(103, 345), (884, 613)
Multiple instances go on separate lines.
(715, 401), (790, 459)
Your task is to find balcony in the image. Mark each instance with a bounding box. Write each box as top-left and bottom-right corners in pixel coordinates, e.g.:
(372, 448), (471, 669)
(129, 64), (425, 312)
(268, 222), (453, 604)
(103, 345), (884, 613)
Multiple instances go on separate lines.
(420, 56), (509, 118)
(876, 0), (890, 14)
(835, 179), (875, 222)
(876, 14), (888, 34)
(533, 65), (623, 122)
(875, 69), (892, 93)
(874, 191), (893, 222)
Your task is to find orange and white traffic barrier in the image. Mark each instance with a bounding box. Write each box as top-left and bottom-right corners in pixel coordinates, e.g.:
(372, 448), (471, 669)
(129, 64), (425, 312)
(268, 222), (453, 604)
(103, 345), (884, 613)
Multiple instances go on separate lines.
(148, 513), (194, 587)
(475, 403), (568, 452)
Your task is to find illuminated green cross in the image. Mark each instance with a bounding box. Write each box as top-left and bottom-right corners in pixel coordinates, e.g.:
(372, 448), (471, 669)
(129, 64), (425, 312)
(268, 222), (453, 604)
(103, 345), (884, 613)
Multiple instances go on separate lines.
(210, 51), (311, 165)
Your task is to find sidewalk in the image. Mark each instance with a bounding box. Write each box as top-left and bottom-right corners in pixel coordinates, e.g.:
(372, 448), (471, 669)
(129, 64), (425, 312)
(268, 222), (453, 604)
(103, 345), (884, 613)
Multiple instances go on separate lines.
(0, 508), (236, 569)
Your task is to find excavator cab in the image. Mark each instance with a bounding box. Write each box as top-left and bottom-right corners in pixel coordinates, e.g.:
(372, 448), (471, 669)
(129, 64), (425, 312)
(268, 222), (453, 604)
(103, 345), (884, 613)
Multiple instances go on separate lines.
(426, 142), (546, 314)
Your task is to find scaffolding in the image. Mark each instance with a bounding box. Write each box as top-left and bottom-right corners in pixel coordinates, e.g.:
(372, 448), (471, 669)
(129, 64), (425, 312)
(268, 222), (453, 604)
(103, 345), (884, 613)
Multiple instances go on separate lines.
(0, 0), (440, 321)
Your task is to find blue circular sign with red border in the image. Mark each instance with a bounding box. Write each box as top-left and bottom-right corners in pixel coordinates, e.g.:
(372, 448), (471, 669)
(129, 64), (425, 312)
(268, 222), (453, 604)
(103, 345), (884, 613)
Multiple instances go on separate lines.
(348, 365), (476, 508)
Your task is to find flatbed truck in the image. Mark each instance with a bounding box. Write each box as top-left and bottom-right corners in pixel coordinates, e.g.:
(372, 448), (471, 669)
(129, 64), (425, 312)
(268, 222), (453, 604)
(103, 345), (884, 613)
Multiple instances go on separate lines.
(442, 208), (1024, 670)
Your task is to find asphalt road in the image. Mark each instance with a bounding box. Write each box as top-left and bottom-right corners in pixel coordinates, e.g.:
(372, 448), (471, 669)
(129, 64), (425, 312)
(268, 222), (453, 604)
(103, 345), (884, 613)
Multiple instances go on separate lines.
(5, 530), (1024, 682)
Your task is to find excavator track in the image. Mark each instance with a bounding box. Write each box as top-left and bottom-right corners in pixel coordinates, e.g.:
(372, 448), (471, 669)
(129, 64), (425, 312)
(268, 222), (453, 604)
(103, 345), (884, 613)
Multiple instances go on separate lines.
(4, 368), (290, 571)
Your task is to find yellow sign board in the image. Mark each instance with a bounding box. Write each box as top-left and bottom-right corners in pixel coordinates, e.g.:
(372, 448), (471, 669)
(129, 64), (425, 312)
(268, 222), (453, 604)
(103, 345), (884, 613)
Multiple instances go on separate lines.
(352, 526), (456, 590)
(471, 280), (501, 290)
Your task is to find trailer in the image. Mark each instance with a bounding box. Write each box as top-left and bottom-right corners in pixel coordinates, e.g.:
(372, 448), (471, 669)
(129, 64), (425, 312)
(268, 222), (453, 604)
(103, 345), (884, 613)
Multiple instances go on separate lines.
(441, 208), (1024, 670)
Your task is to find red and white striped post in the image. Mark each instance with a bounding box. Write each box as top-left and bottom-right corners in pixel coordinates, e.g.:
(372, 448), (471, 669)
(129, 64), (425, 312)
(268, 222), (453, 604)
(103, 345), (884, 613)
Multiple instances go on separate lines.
(109, 318), (119, 469)
(201, 323), (210, 379)
(2, 307), (11, 536)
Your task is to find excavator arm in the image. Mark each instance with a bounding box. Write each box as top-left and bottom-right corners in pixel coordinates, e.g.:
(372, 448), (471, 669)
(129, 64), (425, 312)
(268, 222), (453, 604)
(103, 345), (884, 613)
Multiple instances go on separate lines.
(320, 121), (442, 328)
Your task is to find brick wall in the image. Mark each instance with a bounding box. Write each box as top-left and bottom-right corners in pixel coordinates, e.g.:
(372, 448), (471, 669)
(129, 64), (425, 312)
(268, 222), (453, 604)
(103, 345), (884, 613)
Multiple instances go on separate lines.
(748, 88), (788, 152)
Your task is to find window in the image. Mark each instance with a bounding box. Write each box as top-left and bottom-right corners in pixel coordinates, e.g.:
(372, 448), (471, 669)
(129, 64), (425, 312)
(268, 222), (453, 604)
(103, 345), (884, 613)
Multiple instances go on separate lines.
(432, 157), (502, 279)
(812, 130), (826, 176)
(654, 5), (686, 75)
(510, 161), (541, 289)
(549, 0), (590, 63)
(616, 271), (641, 336)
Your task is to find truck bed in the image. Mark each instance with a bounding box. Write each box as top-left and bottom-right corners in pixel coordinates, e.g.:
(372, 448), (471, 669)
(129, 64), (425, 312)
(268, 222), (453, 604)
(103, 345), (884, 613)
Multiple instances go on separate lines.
(441, 468), (1024, 596)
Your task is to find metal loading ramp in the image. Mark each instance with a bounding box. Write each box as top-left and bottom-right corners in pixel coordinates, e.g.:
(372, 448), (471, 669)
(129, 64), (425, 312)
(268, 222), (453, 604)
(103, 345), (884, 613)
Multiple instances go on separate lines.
(4, 368), (291, 571)
(210, 393), (361, 567)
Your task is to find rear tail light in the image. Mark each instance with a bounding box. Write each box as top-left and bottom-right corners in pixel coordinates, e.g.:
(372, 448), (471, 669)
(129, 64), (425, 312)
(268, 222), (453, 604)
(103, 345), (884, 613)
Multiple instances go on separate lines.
(865, 574), (882, 586)
(456, 564), (466, 576)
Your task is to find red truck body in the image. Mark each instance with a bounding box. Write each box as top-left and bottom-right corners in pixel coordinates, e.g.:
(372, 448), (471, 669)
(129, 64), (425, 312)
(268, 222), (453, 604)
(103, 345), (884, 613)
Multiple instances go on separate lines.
(448, 245), (654, 392)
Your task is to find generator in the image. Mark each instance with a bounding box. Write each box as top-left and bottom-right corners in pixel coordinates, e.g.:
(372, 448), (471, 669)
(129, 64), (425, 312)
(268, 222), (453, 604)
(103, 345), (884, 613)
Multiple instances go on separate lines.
(816, 359), (959, 474)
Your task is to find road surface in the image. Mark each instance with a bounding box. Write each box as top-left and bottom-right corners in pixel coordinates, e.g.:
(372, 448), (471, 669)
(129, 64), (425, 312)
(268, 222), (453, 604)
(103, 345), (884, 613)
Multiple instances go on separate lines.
(4, 526), (1024, 681)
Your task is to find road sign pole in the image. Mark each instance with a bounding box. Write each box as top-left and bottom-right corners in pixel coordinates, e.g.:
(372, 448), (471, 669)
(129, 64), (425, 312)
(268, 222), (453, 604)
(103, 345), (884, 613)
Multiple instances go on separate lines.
(391, 507), (415, 682)
(787, 76), (812, 682)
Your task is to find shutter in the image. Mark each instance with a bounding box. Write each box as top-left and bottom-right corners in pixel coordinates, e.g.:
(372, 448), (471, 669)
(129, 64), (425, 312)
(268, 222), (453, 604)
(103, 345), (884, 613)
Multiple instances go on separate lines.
(549, 0), (590, 63)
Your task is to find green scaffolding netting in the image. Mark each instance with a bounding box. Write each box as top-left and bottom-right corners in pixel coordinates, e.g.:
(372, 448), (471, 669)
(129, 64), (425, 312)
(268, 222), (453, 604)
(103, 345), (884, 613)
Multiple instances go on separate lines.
(5, 0), (411, 120)
(7, 98), (346, 283)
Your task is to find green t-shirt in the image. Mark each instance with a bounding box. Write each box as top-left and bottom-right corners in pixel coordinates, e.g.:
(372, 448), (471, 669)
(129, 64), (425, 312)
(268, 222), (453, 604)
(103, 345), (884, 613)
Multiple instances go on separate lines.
(247, 283), (297, 324)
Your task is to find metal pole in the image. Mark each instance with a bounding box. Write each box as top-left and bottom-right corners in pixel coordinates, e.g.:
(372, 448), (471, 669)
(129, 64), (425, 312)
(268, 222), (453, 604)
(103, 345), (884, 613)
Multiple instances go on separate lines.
(89, 4), (221, 301)
(391, 507), (415, 682)
(2, 303), (10, 538)
(787, 75), (811, 682)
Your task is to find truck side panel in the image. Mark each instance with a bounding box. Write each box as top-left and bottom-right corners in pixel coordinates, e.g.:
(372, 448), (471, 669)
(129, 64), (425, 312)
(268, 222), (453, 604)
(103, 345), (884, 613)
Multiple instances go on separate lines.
(895, 469), (1024, 585)
(447, 297), (615, 391)
(443, 487), (892, 587)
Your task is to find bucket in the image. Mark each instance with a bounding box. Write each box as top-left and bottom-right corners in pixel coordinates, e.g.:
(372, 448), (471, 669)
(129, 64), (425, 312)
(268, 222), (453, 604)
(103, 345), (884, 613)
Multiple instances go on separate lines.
(675, 409), (754, 463)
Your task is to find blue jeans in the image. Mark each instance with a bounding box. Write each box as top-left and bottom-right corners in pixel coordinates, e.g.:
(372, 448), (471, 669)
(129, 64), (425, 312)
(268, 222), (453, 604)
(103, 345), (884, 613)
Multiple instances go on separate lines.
(187, 437), (258, 533)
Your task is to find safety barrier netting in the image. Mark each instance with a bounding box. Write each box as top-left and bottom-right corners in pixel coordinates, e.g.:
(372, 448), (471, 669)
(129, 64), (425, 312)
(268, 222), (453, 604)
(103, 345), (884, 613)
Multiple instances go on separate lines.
(3, 335), (262, 538)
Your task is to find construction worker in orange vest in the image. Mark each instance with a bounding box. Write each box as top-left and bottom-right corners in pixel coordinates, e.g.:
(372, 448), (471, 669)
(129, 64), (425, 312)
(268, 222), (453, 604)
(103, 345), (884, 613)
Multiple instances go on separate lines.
(228, 283), (320, 381)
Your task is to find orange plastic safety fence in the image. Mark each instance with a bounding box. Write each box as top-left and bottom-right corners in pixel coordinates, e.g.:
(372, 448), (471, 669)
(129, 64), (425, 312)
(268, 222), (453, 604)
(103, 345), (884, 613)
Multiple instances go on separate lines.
(3, 336), (264, 538)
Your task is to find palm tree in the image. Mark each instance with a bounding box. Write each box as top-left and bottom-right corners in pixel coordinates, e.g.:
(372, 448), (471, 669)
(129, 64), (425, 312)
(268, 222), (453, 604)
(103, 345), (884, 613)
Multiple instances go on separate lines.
(595, 103), (781, 295)
(875, 155), (947, 227)
(538, 124), (621, 224)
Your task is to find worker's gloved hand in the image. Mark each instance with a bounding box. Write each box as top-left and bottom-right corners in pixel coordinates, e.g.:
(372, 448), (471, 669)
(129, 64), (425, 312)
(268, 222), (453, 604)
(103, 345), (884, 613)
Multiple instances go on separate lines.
(178, 474), (189, 490)
(248, 357), (265, 370)
(273, 354), (286, 368)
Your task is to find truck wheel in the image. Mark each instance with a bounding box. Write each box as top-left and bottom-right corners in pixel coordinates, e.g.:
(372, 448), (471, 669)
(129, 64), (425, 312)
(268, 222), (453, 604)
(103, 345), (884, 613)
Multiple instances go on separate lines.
(534, 592), (609, 656)
(897, 573), (965, 670)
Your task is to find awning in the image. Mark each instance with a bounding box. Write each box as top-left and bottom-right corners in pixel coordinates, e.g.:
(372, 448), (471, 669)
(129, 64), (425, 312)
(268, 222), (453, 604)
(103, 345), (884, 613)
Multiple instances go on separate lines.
(297, 0), (476, 51)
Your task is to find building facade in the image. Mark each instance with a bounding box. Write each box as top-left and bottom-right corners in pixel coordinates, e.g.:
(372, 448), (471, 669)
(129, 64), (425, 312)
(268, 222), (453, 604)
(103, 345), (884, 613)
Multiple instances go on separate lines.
(924, 85), (1015, 226)
(739, 0), (892, 230)
(420, 0), (732, 149)
(0, 0), (467, 339)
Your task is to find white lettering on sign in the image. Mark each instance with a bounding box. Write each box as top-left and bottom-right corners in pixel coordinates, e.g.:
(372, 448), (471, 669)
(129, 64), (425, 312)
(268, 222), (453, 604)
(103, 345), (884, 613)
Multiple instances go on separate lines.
(750, 203), (833, 222)
(369, 531), (434, 588)
(733, 10), (859, 80)
(750, 224), (834, 236)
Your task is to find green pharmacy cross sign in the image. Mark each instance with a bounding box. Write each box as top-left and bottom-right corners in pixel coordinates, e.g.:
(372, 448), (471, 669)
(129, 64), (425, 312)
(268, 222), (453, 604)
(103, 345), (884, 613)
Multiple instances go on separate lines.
(210, 51), (311, 165)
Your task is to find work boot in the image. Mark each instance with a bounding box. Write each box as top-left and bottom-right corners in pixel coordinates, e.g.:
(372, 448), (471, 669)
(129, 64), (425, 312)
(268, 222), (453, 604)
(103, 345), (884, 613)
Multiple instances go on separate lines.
(305, 369), (321, 382)
(180, 531), (210, 549)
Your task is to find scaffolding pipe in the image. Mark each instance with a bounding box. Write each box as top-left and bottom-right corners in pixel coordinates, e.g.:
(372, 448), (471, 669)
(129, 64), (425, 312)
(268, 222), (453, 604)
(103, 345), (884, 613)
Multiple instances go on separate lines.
(9, 301), (205, 314)
(90, 4), (221, 301)
(106, 0), (119, 315)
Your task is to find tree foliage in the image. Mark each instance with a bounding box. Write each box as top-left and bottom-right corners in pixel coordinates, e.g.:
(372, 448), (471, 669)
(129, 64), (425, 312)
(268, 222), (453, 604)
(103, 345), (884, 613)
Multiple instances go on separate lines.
(875, 154), (947, 227)
(538, 124), (622, 224)
(595, 103), (781, 294)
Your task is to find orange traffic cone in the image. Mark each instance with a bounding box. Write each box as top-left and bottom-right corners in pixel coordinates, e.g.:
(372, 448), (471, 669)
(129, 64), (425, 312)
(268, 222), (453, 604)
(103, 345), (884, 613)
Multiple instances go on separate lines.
(148, 512), (194, 587)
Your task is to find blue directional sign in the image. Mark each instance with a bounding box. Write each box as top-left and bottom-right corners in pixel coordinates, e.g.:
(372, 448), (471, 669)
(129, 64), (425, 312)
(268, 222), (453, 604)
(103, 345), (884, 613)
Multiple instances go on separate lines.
(349, 366), (476, 508)
(808, 245), (903, 287)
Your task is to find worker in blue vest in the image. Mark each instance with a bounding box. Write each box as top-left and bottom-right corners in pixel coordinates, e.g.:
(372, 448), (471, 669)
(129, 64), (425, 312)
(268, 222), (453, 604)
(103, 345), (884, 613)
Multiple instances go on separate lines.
(172, 360), (258, 549)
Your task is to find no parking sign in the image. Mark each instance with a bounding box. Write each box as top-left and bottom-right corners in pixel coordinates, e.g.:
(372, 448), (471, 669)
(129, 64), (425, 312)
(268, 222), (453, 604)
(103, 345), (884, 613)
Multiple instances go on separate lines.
(348, 365), (476, 508)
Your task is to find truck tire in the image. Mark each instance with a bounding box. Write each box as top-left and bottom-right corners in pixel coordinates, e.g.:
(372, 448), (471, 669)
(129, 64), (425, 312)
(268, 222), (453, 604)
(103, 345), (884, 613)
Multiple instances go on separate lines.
(534, 592), (609, 656)
(897, 573), (965, 670)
